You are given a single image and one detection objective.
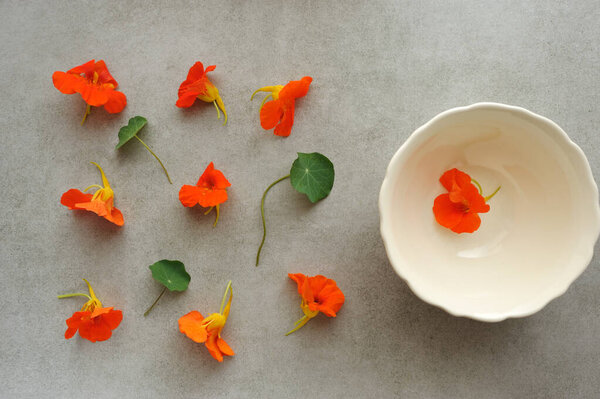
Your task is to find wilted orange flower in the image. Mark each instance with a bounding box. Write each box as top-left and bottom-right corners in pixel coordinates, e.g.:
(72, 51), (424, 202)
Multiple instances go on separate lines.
(176, 61), (227, 125)
(432, 168), (500, 234)
(60, 162), (124, 226)
(178, 281), (234, 362)
(52, 59), (127, 125)
(251, 76), (312, 137)
(59, 279), (123, 343)
(179, 162), (230, 226)
(286, 273), (345, 335)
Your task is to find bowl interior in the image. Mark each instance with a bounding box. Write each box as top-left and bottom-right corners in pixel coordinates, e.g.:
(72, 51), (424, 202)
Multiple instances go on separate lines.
(381, 104), (599, 320)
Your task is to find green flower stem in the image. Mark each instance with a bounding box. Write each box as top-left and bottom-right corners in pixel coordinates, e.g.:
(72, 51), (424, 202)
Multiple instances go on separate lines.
(144, 287), (167, 317)
(57, 293), (92, 300)
(484, 186), (502, 202)
(134, 135), (173, 184)
(285, 315), (311, 336)
(81, 105), (91, 125)
(256, 174), (290, 267)
(219, 280), (232, 314)
(471, 179), (483, 195)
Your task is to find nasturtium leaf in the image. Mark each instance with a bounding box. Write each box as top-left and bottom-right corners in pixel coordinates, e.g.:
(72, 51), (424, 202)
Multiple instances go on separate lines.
(116, 116), (148, 149)
(289, 152), (335, 203)
(149, 260), (190, 292)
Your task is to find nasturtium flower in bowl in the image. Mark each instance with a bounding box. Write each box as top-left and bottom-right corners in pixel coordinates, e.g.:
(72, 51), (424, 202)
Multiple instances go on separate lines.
(379, 103), (600, 322)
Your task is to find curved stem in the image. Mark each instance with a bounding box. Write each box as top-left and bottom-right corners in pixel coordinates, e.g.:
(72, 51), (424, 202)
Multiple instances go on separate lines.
(256, 174), (290, 266)
(81, 105), (91, 125)
(213, 100), (221, 120)
(471, 178), (483, 195)
(83, 184), (103, 192)
(134, 135), (173, 184)
(57, 293), (92, 300)
(143, 287), (167, 317)
(213, 204), (220, 227)
(219, 280), (232, 314)
(485, 186), (502, 202)
(285, 315), (311, 336)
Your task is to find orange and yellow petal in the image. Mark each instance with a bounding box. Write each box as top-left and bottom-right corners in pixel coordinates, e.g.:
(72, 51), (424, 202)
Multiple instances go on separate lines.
(217, 337), (234, 356)
(178, 311), (208, 343)
(205, 334), (224, 361)
(450, 212), (482, 234)
(104, 207), (124, 226)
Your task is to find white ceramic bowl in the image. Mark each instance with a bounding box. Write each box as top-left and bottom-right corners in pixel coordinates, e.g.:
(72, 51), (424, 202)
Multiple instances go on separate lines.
(379, 103), (600, 321)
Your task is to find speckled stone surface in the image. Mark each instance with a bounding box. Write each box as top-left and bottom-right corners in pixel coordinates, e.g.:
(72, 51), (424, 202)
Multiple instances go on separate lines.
(1, 1), (599, 398)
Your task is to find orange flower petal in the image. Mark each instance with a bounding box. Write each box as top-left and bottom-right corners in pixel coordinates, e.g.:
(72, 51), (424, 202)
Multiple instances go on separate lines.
(93, 60), (118, 87)
(100, 309), (123, 330)
(179, 185), (203, 207)
(105, 207), (124, 226)
(184, 62), (206, 83)
(260, 100), (284, 130)
(217, 337), (234, 356)
(75, 199), (110, 217)
(79, 317), (113, 342)
(433, 193), (464, 229)
(450, 212), (482, 234)
(76, 82), (111, 107)
(52, 71), (84, 94)
(279, 76), (312, 100)
(197, 162), (231, 189)
(103, 90), (127, 113)
(67, 59), (96, 76)
(178, 311), (208, 343)
(205, 334), (223, 362)
(61, 189), (93, 210)
(461, 184), (490, 213)
(439, 168), (471, 192)
(273, 104), (295, 137)
(176, 92), (200, 108)
(197, 189), (228, 208)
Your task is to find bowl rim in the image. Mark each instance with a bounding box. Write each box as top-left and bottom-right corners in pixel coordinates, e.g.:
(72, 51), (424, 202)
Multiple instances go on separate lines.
(378, 102), (600, 322)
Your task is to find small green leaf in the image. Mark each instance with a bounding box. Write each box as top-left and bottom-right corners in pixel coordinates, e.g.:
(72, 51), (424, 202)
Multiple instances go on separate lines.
(290, 152), (335, 203)
(149, 260), (190, 292)
(116, 116), (148, 149)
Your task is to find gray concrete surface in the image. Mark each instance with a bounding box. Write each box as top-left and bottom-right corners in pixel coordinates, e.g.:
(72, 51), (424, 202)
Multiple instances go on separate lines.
(1, 1), (599, 398)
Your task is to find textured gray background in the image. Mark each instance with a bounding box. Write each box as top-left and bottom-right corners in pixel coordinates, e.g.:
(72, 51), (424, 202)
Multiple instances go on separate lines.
(1, 1), (599, 398)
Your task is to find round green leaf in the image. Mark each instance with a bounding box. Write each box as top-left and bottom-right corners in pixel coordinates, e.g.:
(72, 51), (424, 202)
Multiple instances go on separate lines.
(116, 116), (148, 149)
(148, 260), (190, 292)
(289, 152), (335, 203)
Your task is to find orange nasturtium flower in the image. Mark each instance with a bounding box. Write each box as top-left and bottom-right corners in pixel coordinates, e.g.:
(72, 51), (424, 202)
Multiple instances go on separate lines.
(52, 59), (127, 125)
(178, 281), (234, 362)
(58, 279), (123, 343)
(251, 76), (313, 137)
(286, 273), (345, 335)
(60, 162), (124, 226)
(179, 162), (231, 227)
(432, 168), (500, 234)
(176, 61), (227, 125)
